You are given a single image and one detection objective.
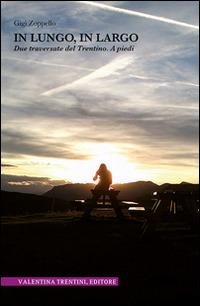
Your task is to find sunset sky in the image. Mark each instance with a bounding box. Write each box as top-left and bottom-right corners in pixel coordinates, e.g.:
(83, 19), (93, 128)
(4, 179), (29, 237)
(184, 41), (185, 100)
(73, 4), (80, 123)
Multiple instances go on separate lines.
(1, 1), (199, 192)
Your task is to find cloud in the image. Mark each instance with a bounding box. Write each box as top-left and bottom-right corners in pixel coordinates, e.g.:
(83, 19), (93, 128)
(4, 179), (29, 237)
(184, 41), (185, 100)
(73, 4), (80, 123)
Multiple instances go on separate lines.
(42, 56), (133, 96)
(1, 174), (67, 194)
(79, 1), (199, 30)
(127, 148), (199, 167)
(1, 96), (198, 165)
(1, 164), (17, 168)
(1, 129), (90, 160)
(3, 56), (95, 72)
(1, 1), (198, 184)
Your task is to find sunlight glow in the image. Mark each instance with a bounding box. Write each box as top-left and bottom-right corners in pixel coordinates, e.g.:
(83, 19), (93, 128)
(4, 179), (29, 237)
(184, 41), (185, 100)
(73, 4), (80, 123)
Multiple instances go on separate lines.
(2, 144), (198, 185)
(53, 143), (147, 183)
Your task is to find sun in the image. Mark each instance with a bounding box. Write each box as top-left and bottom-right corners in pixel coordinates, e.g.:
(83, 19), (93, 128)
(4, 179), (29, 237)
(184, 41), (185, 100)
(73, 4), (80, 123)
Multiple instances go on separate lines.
(91, 154), (142, 184)
(2, 143), (148, 184)
(50, 143), (144, 183)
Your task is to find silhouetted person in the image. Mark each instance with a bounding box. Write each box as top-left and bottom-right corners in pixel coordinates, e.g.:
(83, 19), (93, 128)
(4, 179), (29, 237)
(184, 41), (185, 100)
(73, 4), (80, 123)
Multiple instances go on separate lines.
(83, 164), (123, 219)
(93, 163), (112, 195)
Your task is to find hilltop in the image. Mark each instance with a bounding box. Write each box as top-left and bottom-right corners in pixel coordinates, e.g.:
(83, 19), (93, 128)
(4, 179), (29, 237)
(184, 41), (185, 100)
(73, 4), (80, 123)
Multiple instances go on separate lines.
(43, 181), (159, 201)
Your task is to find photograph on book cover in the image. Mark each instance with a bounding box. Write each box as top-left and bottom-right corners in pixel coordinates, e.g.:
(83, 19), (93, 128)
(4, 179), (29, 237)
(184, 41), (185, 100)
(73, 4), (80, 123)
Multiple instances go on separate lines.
(1, 1), (199, 305)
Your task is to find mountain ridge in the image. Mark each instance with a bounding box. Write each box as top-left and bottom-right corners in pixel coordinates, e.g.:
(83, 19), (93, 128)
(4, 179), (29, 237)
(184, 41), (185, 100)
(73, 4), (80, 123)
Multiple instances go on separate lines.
(43, 181), (198, 201)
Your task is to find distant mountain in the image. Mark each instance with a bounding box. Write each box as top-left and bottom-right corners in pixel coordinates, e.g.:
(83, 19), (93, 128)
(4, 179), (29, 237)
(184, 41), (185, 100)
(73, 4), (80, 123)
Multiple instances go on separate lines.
(2, 181), (199, 216)
(1, 174), (67, 195)
(44, 181), (159, 201)
(114, 181), (159, 200)
(44, 183), (95, 201)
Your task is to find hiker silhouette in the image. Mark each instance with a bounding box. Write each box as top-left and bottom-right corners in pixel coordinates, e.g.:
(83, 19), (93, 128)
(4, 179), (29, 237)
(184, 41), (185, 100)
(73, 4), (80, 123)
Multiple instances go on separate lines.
(93, 163), (112, 193)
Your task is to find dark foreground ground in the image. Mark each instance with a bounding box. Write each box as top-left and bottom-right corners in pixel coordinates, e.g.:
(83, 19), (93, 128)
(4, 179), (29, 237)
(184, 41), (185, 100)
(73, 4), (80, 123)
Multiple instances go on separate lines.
(1, 212), (200, 306)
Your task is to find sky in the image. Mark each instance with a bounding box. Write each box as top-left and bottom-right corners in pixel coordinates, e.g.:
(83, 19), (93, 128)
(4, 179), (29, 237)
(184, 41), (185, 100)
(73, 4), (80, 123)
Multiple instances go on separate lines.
(1, 1), (199, 193)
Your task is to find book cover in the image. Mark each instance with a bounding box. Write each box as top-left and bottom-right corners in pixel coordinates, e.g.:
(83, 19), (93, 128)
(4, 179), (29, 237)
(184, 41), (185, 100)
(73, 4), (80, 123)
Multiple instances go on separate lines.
(1, 1), (199, 305)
